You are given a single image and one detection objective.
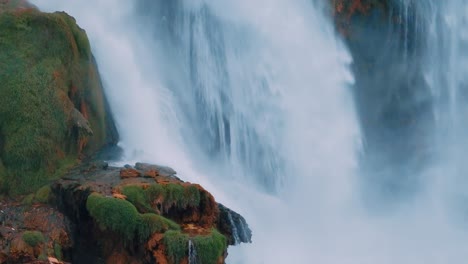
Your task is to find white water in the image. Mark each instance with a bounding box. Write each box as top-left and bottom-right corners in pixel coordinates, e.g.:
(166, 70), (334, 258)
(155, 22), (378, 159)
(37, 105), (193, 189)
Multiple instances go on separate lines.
(188, 239), (197, 264)
(227, 212), (241, 245)
(31, 1), (468, 263)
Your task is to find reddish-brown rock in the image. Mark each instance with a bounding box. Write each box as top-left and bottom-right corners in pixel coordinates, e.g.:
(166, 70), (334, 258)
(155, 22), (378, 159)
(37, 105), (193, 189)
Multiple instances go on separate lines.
(120, 168), (141, 179)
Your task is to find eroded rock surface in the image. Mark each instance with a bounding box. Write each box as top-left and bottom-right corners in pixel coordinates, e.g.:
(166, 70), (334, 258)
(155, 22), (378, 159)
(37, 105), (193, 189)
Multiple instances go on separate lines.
(0, 161), (251, 264)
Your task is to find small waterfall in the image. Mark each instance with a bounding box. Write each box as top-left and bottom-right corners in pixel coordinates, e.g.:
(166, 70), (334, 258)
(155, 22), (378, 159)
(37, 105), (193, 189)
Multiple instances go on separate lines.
(188, 239), (197, 264)
(238, 216), (250, 244)
(227, 211), (240, 245)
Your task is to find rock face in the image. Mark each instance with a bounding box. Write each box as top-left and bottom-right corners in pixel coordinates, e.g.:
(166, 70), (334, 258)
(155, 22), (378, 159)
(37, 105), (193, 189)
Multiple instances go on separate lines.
(0, 3), (118, 195)
(0, 200), (72, 263)
(0, 161), (251, 263)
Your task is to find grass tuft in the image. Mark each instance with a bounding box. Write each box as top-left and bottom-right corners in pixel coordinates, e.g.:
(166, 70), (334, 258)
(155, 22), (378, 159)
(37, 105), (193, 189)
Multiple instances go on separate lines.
(22, 231), (45, 247)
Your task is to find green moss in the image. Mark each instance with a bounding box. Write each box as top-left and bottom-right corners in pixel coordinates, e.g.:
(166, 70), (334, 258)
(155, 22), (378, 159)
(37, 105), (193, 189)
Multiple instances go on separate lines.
(183, 185), (201, 208)
(192, 229), (227, 264)
(137, 213), (180, 242)
(0, 9), (115, 195)
(54, 242), (62, 260)
(145, 184), (165, 201)
(164, 230), (189, 264)
(122, 184), (202, 215)
(87, 193), (186, 244)
(35, 185), (51, 203)
(122, 185), (153, 213)
(38, 253), (48, 261)
(22, 193), (34, 205)
(22, 231), (45, 247)
(163, 229), (227, 264)
(86, 193), (140, 241)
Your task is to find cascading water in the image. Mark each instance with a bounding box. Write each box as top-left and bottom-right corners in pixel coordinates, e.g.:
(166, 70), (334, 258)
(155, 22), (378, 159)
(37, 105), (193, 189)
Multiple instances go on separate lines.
(188, 240), (197, 264)
(227, 212), (240, 245)
(31, 0), (468, 263)
(414, 0), (468, 220)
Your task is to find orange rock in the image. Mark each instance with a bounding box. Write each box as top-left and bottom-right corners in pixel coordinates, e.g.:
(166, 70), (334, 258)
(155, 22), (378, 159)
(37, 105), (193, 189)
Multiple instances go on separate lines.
(143, 169), (159, 178)
(120, 168), (141, 179)
(112, 193), (127, 200)
(9, 236), (34, 262)
(48, 257), (62, 264)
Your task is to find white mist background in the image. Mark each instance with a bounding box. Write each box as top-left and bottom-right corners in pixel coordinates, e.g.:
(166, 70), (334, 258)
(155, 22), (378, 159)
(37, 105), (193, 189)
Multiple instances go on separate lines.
(31, 0), (468, 263)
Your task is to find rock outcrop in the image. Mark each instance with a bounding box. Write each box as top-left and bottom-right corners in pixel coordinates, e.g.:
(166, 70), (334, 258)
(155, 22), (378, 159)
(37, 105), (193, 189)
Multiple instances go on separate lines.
(0, 2), (251, 263)
(0, 2), (118, 195)
(0, 162), (251, 264)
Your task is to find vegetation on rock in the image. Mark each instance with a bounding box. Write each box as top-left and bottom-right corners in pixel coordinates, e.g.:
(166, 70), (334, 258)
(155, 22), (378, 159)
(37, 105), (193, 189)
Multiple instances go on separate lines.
(22, 231), (45, 247)
(86, 193), (140, 241)
(54, 241), (63, 260)
(137, 213), (180, 242)
(122, 183), (202, 214)
(86, 193), (183, 243)
(192, 229), (227, 264)
(163, 229), (227, 264)
(0, 7), (117, 195)
(35, 185), (51, 203)
(164, 230), (190, 264)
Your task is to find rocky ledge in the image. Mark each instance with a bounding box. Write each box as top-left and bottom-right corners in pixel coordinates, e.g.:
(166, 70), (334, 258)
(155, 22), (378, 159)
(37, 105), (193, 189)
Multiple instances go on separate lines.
(0, 161), (251, 264)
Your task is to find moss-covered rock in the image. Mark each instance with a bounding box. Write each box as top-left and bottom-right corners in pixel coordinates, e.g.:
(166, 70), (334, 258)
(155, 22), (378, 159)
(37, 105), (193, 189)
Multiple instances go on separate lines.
(52, 161), (249, 263)
(163, 229), (227, 264)
(86, 193), (140, 241)
(22, 231), (45, 247)
(0, 8), (118, 194)
(35, 185), (51, 203)
(86, 193), (183, 243)
(192, 229), (227, 264)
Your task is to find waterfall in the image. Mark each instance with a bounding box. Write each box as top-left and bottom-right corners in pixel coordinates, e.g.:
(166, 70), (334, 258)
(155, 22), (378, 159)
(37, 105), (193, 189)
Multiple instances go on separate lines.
(188, 239), (197, 264)
(227, 212), (240, 245)
(30, 0), (468, 263)
(413, 0), (468, 218)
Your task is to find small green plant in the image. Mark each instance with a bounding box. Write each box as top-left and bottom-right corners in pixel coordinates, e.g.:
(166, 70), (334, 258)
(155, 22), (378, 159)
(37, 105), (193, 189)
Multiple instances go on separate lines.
(137, 213), (180, 242)
(122, 185), (153, 213)
(122, 183), (202, 214)
(87, 193), (187, 244)
(163, 229), (227, 264)
(86, 193), (140, 241)
(145, 184), (165, 201)
(22, 193), (34, 205)
(22, 231), (45, 247)
(35, 185), (51, 203)
(54, 241), (63, 260)
(192, 229), (227, 264)
(164, 230), (189, 264)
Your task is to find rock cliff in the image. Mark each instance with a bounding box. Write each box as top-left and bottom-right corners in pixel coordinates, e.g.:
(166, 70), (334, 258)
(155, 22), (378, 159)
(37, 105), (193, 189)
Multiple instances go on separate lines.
(0, 1), (118, 195)
(1, 162), (251, 263)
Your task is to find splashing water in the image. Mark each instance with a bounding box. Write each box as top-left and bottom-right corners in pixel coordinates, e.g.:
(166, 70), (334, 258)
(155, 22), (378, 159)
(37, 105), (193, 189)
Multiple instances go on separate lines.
(30, 0), (468, 263)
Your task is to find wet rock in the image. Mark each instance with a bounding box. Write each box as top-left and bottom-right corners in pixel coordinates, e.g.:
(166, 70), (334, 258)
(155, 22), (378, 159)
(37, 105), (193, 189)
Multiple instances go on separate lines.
(217, 204), (252, 245)
(135, 162), (177, 177)
(92, 160), (109, 170)
(119, 168), (141, 179)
